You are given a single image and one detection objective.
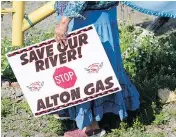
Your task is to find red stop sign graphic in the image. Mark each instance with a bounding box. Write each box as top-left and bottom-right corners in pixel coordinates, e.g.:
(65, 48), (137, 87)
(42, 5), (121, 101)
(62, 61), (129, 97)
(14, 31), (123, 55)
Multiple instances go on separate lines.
(53, 66), (77, 89)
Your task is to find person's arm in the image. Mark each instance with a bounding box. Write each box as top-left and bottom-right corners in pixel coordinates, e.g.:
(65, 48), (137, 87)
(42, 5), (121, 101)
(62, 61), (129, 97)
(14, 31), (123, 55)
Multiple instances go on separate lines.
(54, 16), (71, 45)
(55, 1), (88, 46)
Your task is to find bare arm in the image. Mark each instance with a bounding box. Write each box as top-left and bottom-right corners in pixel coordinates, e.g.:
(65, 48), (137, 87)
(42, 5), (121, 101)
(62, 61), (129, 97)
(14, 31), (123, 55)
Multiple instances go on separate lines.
(54, 16), (71, 46)
(54, 1), (88, 46)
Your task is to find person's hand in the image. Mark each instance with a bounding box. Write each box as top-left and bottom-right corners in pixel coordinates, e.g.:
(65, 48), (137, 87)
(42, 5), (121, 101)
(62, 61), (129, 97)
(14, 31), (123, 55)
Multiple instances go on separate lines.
(54, 16), (71, 46)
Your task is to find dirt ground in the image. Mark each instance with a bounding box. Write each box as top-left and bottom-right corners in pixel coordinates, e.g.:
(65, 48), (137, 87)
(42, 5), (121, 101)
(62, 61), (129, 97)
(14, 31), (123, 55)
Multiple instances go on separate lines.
(2, 1), (176, 40)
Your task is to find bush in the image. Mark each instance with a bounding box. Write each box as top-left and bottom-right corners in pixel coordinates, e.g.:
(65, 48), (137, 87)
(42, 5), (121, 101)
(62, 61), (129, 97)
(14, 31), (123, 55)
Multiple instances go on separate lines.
(120, 23), (176, 124)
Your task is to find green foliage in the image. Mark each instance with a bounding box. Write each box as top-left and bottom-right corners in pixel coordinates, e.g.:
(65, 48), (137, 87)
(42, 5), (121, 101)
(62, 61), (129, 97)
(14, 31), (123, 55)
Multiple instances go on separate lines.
(41, 115), (74, 135)
(123, 30), (176, 98)
(119, 23), (134, 53)
(106, 117), (165, 137)
(1, 23), (176, 136)
(153, 112), (170, 125)
(119, 22), (143, 53)
(24, 27), (54, 46)
(41, 115), (63, 134)
(17, 101), (32, 114)
(133, 117), (144, 129)
(119, 22), (176, 123)
(1, 98), (31, 117)
(21, 131), (31, 137)
(1, 27), (54, 82)
(1, 38), (18, 81)
(1, 97), (13, 117)
(106, 24), (176, 137)
(1, 97), (74, 135)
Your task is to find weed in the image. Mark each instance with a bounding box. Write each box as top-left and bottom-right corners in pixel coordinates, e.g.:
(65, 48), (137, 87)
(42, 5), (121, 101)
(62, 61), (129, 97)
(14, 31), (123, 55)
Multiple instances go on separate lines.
(17, 101), (32, 114)
(41, 115), (63, 134)
(153, 112), (170, 125)
(1, 97), (13, 117)
(21, 131), (31, 137)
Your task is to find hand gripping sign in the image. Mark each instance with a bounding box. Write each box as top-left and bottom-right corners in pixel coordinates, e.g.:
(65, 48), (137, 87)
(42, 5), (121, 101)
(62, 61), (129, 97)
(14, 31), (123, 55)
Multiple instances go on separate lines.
(7, 25), (122, 117)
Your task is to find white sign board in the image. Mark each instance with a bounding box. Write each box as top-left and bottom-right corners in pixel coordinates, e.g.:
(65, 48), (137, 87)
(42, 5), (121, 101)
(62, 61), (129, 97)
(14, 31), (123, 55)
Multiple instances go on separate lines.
(7, 25), (121, 117)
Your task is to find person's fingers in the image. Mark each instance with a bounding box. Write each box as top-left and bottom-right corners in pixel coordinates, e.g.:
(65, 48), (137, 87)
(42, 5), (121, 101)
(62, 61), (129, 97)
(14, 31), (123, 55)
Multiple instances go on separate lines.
(56, 35), (65, 47)
(54, 32), (68, 49)
(60, 34), (67, 46)
(55, 33), (64, 45)
(54, 33), (60, 43)
(64, 35), (68, 45)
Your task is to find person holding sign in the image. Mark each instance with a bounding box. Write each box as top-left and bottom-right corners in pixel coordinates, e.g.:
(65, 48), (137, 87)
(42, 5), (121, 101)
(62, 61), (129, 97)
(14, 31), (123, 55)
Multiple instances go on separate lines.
(54, 1), (140, 137)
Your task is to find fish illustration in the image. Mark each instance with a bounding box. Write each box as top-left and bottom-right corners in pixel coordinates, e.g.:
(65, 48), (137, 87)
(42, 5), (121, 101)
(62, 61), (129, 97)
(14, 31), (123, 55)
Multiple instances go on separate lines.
(27, 81), (44, 92)
(85, 62), (103, 73)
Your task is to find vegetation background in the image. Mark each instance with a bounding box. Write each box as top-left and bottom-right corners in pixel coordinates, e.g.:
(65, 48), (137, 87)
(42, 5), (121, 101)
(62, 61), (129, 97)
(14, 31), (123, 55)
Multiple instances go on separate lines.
(1, 2), (176, 137)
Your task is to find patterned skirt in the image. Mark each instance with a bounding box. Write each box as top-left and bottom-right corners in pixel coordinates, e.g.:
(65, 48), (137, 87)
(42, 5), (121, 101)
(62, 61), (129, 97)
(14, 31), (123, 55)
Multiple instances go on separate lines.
(56, 7), (140, 130)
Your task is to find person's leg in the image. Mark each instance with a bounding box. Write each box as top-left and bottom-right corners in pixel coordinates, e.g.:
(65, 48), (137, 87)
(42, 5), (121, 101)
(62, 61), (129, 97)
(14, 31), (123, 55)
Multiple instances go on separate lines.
(64, 8), (119, 136)
(83, 118), (100, 133)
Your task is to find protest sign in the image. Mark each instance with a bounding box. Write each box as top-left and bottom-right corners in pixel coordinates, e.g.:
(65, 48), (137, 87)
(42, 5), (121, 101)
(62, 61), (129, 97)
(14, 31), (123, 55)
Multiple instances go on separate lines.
(7, 25), (122, 117)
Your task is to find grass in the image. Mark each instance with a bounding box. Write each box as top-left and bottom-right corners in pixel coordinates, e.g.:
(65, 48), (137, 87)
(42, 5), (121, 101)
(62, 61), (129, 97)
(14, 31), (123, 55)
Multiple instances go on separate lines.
(1, 97), (75, 136)
(106, 119), (166, 137)
(1, 22), (176, 136)
(153, 112), (170, 125)
(1, 97), (13, 117)
(21, 131), (31, 137)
